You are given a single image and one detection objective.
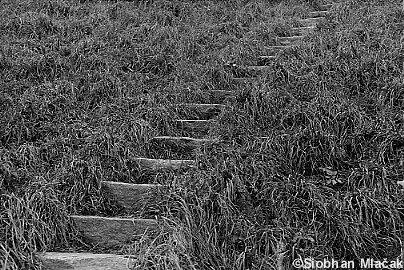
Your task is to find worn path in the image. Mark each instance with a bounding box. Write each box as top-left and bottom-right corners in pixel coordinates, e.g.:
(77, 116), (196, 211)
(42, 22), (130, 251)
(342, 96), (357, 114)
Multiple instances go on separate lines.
(41, 2), (339, 269)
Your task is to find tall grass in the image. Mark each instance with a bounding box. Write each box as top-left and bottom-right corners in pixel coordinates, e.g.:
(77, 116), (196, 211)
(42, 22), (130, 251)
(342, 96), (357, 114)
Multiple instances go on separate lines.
(1, 0), (403, 269)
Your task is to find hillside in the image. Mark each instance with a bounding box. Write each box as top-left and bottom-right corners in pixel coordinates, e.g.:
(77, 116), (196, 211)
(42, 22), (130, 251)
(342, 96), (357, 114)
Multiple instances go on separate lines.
(0, 0), (403, 269)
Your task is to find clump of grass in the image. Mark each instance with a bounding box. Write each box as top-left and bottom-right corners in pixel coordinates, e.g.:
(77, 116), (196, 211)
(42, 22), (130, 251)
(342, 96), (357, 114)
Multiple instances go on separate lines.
(0, 186), (76, 270)
(1, 0), (404, 269)
(136, 0), (404, 268)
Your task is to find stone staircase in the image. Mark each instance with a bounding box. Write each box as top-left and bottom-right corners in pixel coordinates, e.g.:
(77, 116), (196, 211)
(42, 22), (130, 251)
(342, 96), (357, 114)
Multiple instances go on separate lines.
(41, 2), (338, 269)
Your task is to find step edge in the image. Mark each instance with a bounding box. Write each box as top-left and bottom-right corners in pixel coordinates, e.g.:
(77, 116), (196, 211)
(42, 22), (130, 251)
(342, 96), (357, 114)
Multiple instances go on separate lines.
(69, 215), (158, 223)
(176, 119), (216, 122)
(41, 252), (128, 259)
(101, 181), (163, 188)
(151, 136), (218, 141)
(133, 157), (195, 162)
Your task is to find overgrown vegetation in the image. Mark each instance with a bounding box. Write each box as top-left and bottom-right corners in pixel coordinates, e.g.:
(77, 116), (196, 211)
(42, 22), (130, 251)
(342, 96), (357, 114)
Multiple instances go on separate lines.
(1, 0), (403, 269)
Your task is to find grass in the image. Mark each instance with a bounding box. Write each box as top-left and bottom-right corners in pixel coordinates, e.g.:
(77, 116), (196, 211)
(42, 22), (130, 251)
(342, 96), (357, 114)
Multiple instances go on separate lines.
(0, 0), (403, 269)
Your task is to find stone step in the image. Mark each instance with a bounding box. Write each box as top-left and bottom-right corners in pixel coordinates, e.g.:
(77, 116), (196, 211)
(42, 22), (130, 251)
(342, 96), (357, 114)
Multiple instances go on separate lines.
(209, 90), (237, 103)
(321, 3), (334, 10)
(224, 64), (258, 78)
(101, 181), (162, 211)
(226, 64), (272, 78)
(290, 26), (316, 35)
(176, 119), (216, 134)
(321, 3), (341, 10)
(151, 136), (219, 149)
(277, 35), (304, 45)
(232, 77), (257, 84)
(133, 157), (196, 171)
(176, 103), (227, 110)
(244, 65), (272, 72)
(175, 103), (227, 119)
(257, 55), (277, 66)
(298, 17), (326, 27)
(264, 45), (292, 56)
(308, 10), (330, 18)
(70, 215), (158, 247)
(41, 252), (132, 270)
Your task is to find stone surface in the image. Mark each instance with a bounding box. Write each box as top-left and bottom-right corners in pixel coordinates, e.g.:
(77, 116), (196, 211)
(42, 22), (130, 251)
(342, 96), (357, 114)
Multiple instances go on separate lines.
(101, 181), (162, 211)
(244, 65), (272, 72)
(232, 77), (257, 84)
(277, 35), (304, 45)
(209, 90), (236, 103)
(264, 45), (292, 56)
(321, 3), (341, 10)
(151, 136), (218, 149)
(225, 64), (272, 78)
(133, 157), (196, 171)
(308, 10), (330, 17)
(70, 216), (158, 247)
(257, 55), (277, 65)
(290, 26), (316, 35)
(298, 17), (326, 27)
(176, 119), (216, 134)
(41, 252), (133, 270)
(176, 103), (227, 119)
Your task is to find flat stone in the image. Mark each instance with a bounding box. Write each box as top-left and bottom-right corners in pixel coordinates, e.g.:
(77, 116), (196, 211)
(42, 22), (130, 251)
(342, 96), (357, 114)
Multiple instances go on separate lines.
(209, 90), (237, 103)
(70, 216), (158, 247)
(290, 26), (316, 35)
(257, 55), (277, 61)
(151, 136), (218, 149)
(277, 35), (304, 45)
(225, 64), (272, 78)
(308, 10), (330, 17)
(244, 65), (272, 72)
(41, 252), (133, 270)
(232, 77), (257, 84)
(176, 119), (216, 133)
(176, 103), (226, 110)
(298, 17), (326, 27)
(101, 181), (162, 211)
(321, 3), (341, 10)
(257, 55), (277, 66)
(264, 45), (292, 56)
(133, 157), (196, 171)
(175, 103), (227, 119)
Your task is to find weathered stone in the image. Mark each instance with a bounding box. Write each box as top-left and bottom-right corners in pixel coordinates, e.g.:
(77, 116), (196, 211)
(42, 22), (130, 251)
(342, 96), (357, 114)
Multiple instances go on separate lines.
(308, 10), (330, 18)
(232, 77), (258, 84)
(41, 252), (133, 270)
(321, 3), (341, 10)
(151, 136), (218, 149)
(175, 103), (227, 119)
(298, 17), (326, 27)
(70, 216), (158, 247)
(176, 119), (216, 134)
(290, 26), (316, 35)
(133, 157), (196, 171)
(257, 55), (277, 65)
(226, 64), (272, 78)
(101, 181), (162, 211)
(277, 35), (304, 45)
(264, 45), (292, 56)
(209, 90), (237, 103)
(244, 66), (272, 72)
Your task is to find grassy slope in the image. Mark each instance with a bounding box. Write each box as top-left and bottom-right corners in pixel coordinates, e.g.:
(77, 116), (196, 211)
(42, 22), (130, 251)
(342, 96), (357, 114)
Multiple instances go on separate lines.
(0, 0), (403, 269)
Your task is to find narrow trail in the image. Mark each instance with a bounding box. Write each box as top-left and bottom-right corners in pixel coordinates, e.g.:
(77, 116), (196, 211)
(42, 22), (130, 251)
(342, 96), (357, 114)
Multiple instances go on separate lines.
(41, 2), (339, 269)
